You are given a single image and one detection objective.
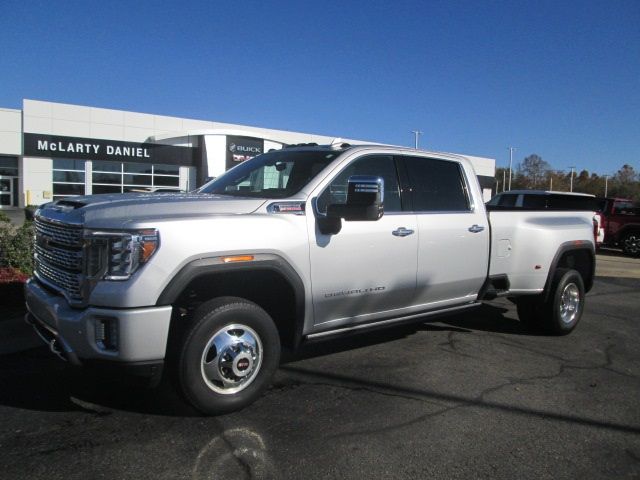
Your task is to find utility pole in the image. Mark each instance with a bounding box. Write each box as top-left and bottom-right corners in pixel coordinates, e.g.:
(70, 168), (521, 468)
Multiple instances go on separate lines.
(411, 130), (423, 149)
(603, 174), (609, 197)
(569, 166), (576, 192)
(508, 147), (515, 190)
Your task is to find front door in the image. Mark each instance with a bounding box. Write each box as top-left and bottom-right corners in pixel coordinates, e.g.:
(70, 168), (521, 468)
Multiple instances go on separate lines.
(307, 154), (418, 328)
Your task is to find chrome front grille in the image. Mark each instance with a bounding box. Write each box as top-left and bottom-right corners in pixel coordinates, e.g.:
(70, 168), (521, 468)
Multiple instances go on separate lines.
(34, 216), (85, 302)
(36, 259), (83, 299)
(35, 244), (83, 271)
(35, 217), (83, 247)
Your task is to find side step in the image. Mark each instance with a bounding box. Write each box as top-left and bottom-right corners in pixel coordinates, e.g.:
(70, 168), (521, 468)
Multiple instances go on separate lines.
(478, 274), (510, 300)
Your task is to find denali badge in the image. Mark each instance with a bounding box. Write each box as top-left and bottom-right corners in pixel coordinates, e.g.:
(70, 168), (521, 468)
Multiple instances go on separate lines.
(324, 286), (386, 298)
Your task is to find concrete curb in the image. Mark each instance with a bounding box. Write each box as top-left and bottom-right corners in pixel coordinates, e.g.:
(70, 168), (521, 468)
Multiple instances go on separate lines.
(0, 314), (42, 355)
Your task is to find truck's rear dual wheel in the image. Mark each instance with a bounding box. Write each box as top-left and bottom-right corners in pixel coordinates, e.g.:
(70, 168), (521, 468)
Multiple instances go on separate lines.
(178, 297), (280, 415)
(517, 268), (585, 335)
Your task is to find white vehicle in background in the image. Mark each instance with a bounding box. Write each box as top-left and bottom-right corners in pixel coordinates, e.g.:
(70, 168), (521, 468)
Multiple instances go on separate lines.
(487, 190), (603, 246)
(26, 145), (596, 414)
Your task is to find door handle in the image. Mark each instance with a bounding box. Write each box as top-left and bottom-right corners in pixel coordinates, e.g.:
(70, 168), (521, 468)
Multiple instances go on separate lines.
(468, 224), (485, 233)
(392, 227), (415, 237)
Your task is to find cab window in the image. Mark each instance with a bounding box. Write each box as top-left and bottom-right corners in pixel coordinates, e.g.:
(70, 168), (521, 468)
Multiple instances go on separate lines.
(316, 155), (402, 213)
(402, 156), (470, 212)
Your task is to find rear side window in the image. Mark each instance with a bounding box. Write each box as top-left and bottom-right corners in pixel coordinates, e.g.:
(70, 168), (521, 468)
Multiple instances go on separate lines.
(613, 201), (640, 215)
(402, 156), (470, 212)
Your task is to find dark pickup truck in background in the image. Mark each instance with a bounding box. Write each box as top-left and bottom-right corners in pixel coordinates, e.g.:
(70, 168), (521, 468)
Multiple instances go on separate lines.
(596, 198), (640, 256)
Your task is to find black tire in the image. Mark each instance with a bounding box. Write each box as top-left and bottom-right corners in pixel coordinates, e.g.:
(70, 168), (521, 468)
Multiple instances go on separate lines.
(540, 268), (585, 335)
(178, 297), (281, 415)
(621, 232), (640, 257)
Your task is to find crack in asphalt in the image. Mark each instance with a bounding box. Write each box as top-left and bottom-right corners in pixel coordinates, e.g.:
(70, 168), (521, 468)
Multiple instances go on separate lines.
(278, 364), (640, 438)
(626, 449), (640, 464)
(436, 331), (481, 360)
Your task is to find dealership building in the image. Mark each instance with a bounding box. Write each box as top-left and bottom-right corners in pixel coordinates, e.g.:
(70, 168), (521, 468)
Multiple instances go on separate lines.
(0, 99), (495, 209)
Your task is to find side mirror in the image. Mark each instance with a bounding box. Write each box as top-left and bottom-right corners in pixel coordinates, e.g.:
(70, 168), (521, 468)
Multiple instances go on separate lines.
(327, 175), (384, 221)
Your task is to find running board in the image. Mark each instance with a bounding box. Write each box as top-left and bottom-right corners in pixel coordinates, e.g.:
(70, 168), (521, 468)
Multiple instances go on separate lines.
(305, 303), (480, 341)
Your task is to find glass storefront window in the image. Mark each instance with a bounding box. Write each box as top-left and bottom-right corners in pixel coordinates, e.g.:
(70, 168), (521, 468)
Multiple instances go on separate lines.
(93, 185), (122, 194)
(53, 171), (84, 183)
(53, 158), (86, 199)
(0, 156), (18, 176)
(53, 159), (183, 199)
(53, 183), (85, 196)
(123, 174), (153, 186)
(153, 175), (180, 186)
(93, 160), (122, 173)
(153, 165), (180, 175)
(124, 162), (153, 174)
(93, 172), (122, 184)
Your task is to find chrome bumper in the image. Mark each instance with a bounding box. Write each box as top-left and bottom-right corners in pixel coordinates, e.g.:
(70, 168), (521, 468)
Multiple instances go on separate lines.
(24, 278), (173, 363)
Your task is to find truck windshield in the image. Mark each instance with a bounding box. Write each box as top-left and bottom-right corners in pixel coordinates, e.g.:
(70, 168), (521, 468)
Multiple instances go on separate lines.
(197, 150), (341, 198)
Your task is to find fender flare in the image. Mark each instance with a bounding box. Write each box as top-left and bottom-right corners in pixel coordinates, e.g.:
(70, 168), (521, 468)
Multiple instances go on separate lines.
(542, 240), (595, 301)
(616, 223), (640, 242)
(157, 254), (306, 346)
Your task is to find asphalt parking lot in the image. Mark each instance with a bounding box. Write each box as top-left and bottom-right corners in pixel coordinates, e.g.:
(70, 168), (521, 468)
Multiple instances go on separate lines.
(1, 254), (639, 479)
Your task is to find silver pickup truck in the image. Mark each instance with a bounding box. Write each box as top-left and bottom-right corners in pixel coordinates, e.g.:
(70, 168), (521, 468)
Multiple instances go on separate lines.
(25, 144), (596, 414)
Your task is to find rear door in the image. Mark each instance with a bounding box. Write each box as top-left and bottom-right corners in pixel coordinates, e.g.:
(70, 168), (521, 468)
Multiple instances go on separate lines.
(398, 155), (490, 308)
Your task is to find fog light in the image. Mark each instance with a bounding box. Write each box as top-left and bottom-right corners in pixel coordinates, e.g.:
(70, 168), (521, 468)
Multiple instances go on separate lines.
(95, 317), (119, 351)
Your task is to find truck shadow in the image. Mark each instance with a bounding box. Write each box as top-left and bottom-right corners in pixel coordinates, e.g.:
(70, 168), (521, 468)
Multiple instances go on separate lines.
(0, 303), (533, 416)
(282, 303), (532, 364)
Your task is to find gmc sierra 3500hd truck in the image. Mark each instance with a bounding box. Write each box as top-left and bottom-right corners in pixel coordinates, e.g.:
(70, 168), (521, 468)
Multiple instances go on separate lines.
(25, 144), (596, 414)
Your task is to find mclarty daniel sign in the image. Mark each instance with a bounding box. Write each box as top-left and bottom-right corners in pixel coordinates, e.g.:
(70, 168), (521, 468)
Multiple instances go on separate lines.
(24, 133), (195, 166)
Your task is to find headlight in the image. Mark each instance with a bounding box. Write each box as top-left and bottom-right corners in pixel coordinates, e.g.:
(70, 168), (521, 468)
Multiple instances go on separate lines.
(86, 229), (159, 280)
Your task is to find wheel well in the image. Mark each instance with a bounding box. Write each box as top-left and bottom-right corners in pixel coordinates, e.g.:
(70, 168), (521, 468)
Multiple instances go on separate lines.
(619, 226), (640, 239)
(556, 248), (594, 292)
(171, 269), (300, 349)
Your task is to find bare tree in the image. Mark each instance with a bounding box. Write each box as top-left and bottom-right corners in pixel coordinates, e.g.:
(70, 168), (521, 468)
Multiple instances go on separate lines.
(518, 154), (550, 189)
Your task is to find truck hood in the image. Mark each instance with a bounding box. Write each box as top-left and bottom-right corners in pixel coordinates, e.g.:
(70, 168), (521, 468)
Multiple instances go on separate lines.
(36, 193), (268, 227)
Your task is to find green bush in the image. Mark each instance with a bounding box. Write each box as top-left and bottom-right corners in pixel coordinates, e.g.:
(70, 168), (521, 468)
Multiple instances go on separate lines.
(0, 220), (34, 275)
(0, 211), (10, 223)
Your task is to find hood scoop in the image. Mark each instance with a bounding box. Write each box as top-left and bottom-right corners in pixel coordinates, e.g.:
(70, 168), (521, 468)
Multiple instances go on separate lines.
(52, 199), (87, 211)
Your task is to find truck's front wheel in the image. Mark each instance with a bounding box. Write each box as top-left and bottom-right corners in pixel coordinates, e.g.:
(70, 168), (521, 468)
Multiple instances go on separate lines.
(178, 297), (281, 415)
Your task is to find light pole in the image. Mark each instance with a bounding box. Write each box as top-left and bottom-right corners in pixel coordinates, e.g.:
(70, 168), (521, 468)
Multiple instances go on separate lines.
(508, 147), (515, 190)
(411, 130), (423, 149)
(569, 166), (576, 192)
(603, 174), (610, 197)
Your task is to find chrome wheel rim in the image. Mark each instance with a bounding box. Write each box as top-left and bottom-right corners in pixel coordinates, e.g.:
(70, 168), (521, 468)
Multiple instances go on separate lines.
(200, 324), (263, 395)
(559, 283), (580, 325)
(624, 235), (640, 255)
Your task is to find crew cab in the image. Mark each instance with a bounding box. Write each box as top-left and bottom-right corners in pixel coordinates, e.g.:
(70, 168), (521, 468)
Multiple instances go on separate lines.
(25, 144), (596, 414)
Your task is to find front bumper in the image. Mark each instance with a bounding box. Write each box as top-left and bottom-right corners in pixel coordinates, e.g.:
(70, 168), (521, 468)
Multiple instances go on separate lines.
(24, 278), (173, 365)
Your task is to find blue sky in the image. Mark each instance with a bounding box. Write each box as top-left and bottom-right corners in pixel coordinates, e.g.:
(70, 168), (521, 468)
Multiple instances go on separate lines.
(1, 0), (638, 175)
